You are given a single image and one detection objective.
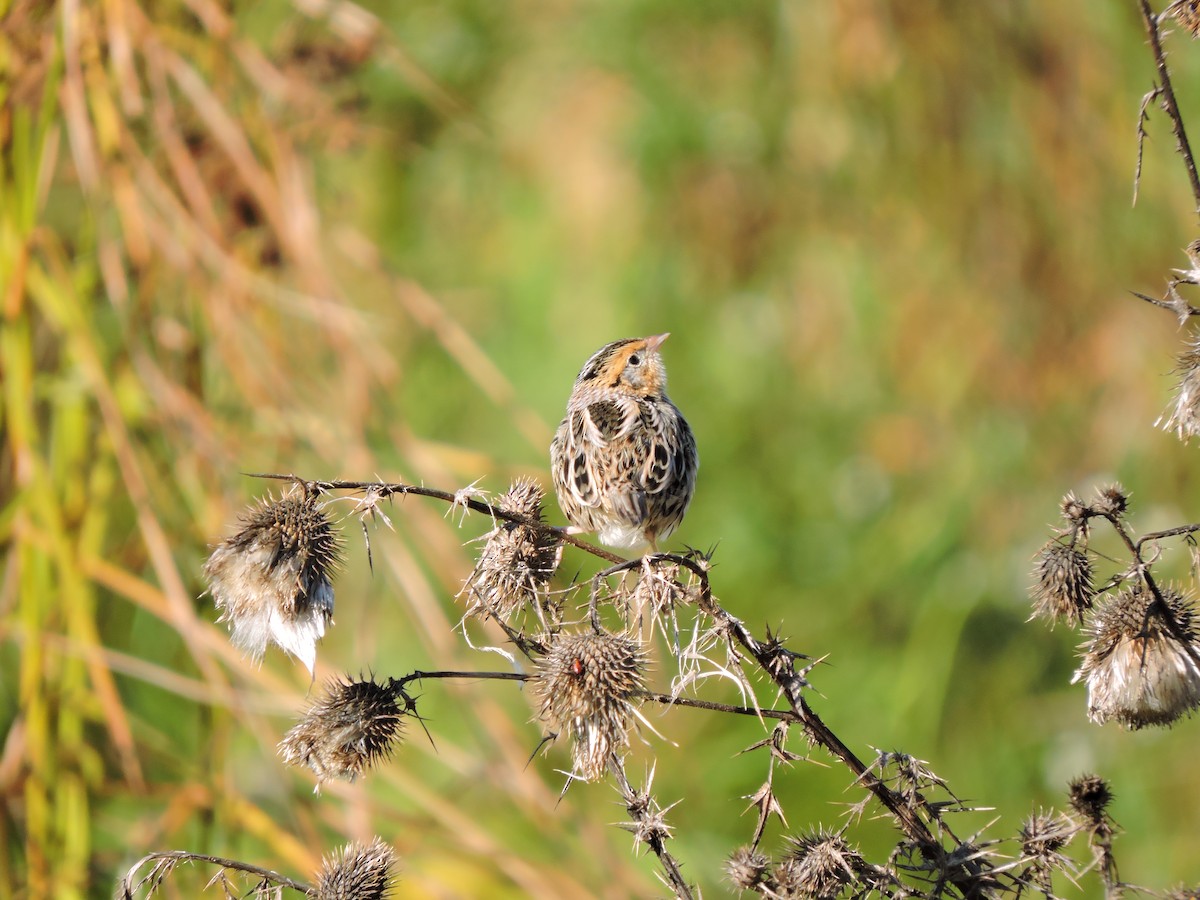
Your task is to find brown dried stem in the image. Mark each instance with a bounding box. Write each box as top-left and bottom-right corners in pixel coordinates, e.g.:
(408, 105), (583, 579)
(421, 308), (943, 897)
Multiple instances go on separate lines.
(402, 669), (802, 720)
(1131, 287), (1200, 319)
(1134, 84), (1162, 205)
(1138, 0), (1200, 217)
(118, 850), (311, 898)
(608, 757), (694, 900)
(247, 473), (627, 564)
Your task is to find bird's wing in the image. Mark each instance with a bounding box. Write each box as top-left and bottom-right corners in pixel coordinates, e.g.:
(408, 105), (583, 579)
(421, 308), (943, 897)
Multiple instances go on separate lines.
(559, 399), (651, 519)
(636, 400), (696, 497)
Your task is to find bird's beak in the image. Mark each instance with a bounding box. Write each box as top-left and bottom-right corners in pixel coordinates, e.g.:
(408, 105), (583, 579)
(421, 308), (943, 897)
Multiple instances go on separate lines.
(645, 333), (670, 351)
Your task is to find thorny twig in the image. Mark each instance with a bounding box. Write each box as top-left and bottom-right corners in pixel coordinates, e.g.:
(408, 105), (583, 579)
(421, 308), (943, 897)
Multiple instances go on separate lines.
(1138, 0), (1200, 216)
(1132, 3), (1200, 316)
(1134, 84), (1162, 206)
(1131, 286), (1200, 321)
(609, 758), (693, 900)
(118, 851), (311, 899)
(248, 472), (629, 564)
(400, 670), (802, 721)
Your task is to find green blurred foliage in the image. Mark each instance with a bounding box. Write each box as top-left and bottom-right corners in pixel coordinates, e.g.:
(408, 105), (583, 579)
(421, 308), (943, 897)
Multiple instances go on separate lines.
(5, 0), (1200, 896)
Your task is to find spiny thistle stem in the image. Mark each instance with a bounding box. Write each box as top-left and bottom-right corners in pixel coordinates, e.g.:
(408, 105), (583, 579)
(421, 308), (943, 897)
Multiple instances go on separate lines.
(246, 473), (628, 564)
(118, 851), (312, 898)
(608, 757), (694, 900)
(634, 691), (801, 721)
(403, 670), (530, 686)
(1138, 0), (1200, 216)
(1138, 522), (1200, 545)
(406, 671), (805, 721)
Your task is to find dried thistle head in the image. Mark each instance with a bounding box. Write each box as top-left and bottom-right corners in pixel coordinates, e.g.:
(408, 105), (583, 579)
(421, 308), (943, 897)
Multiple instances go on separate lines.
(725, 845), (771, 891)
(203, 492), (342, 673)
(772, 856), (804, 897)
(533, 630), (648, 781)
(871, 749), (950, 812)
(628, 560), (688, 628)
(314, 838), (399, 900)
(1018, 810), (1076, 888)
(1073, 583), (1200, 728)
(1019, 809), (1073, 856)
(1059, 491), (1090, 530)
(459, 478), (562, 622)
(780, 829), (864, 899)
(1160, 336), (1200, 442)
(278, 675), (406, 787)
(1092, 483), (1128, 518)
(1067, 773), (1114, 829)
(1029, 541), (1094, 627)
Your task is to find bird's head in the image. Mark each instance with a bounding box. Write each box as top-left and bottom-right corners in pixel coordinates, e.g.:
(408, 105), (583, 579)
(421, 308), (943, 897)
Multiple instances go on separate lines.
(575, 333), (670, 398)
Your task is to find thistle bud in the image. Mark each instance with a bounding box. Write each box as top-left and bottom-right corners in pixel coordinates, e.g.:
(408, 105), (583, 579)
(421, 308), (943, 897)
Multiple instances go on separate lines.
(203, 493), (342, 674)
(725, 846), (771, 891)
(1059, 491), (1090, 527)
(1092, 484), (1128, 518)
(782, 829), (864, 898)
(1029, 542), (1094, 627)
(1018, 810), (1075, 889)
(1067, 773), (1113, 829)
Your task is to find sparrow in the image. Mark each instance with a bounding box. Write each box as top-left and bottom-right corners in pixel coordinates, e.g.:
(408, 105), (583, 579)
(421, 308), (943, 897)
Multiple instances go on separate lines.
(550, 333), (698, 552)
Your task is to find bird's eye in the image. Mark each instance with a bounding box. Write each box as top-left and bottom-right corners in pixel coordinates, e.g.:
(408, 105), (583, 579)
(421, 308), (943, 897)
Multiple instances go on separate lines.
(628, 353), (642, 366)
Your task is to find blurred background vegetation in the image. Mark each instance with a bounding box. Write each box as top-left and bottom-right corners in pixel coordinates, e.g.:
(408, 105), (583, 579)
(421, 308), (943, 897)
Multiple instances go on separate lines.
(3, 0), (1200, 896)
